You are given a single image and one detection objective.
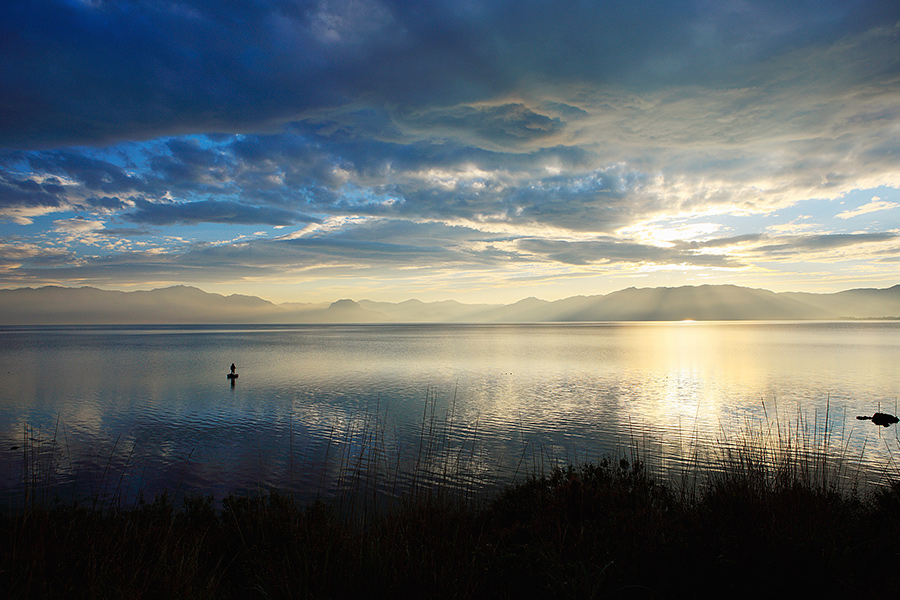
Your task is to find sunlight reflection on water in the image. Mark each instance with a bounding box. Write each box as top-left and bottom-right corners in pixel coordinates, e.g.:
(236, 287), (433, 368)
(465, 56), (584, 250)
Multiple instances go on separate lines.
(1, 322), (899, 508)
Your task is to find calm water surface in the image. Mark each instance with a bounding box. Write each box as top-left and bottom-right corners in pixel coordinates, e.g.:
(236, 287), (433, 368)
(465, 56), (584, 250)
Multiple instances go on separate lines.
(2, 322), (899, 508)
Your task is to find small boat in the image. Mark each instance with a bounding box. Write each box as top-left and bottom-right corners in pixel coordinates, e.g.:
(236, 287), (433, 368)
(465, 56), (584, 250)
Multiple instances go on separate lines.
(227, 373), (239, 379)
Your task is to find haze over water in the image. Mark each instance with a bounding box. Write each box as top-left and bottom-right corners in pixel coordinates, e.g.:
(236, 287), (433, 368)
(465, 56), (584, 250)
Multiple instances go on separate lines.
(2, 321), (900, 508)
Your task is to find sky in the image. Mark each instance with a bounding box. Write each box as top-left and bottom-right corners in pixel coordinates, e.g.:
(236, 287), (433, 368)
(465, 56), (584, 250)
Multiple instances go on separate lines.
(1, 1), (900, 304)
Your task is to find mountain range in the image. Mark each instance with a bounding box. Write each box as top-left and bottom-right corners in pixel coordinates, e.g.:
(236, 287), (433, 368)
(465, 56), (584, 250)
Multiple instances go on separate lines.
(1, 284), (899, 325)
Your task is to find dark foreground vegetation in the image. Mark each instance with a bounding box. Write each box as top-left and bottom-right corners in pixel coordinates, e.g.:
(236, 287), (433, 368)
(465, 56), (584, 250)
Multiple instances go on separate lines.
(4, 456), (900, 599)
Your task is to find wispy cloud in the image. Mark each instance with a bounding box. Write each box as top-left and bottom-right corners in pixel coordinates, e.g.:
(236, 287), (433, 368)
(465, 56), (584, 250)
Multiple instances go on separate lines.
(836, 197), (900, 219)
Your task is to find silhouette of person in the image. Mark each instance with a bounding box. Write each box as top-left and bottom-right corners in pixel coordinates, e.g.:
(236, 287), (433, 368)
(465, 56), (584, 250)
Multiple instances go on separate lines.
(230, 363), (236, 374)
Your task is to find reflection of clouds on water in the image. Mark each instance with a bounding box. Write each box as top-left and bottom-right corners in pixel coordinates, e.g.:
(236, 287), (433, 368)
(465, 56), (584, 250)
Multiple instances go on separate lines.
(2, 323), (900, 507)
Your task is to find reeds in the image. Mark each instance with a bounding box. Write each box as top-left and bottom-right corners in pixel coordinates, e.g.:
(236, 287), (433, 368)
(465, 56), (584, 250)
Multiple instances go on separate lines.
(5, 419), (146, 517)
(8, 395), (900, 518)
(5, 399), (900, 598)
(313, 386), (491, 525)
(6, 452), (900, 599)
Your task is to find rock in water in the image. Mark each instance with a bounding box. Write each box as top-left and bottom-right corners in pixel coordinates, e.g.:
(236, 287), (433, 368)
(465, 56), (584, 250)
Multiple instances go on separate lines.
(857, 412), (899, 427)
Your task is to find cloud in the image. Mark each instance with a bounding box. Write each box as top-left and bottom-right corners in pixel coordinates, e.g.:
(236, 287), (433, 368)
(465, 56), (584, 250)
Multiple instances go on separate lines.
(2, 1), (897, 149)
(125, 199), (317, 227)
(515, 237), (740, 268)
(0, 174), (65, 223)
(754, 232), (899, 253)
(835, 197), (900, 219)
(53, 216), (104, 233)
(26, 152), (147, 195)
(2, 214), (898, 293)
(276, 217), (518, 268)
(399, 103), (566, 146)
(1, 2), (900, 297)
(3, 4), (900, 232)
(50, 216), (107, 245)
(0, 240), (70, 264)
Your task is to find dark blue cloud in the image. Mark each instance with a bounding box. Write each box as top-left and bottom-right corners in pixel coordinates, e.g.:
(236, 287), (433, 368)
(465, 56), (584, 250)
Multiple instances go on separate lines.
(125, 198), (316, 226)
(0, 174), (64, 209)
(3, 123), (617, 227)
(80, 195), (132, 212)
(401, 104), (565, 144)
(27, 151), (147, 195)
(3, 1), (897, 148)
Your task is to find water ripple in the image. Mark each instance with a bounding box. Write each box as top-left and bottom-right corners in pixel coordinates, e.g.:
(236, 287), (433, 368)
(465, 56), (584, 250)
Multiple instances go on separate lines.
(2, 322), (900, 509)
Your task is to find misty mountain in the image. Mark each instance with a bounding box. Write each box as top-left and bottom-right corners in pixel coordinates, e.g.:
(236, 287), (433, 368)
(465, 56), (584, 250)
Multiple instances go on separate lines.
(317, 299), (388, 323)
(357, 298), (498, 322)
(0, 285), (289, 324)
(525, 285), (822, 321)
(0, 284), (898, 325)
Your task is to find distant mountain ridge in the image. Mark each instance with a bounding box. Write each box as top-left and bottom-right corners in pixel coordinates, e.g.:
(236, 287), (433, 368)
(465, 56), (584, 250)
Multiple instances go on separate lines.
(0, 283), (898, 325)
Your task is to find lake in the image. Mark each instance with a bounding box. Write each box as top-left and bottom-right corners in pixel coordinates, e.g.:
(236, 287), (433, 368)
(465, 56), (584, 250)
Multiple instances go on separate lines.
(2, 321), (899, 509)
